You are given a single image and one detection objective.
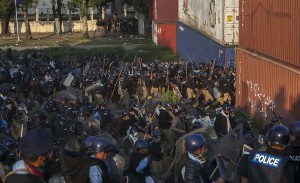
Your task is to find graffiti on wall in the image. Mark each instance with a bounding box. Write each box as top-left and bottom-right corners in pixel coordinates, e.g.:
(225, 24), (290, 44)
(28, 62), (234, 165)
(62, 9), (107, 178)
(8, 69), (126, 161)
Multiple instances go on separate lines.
(246, 81), (276, 117)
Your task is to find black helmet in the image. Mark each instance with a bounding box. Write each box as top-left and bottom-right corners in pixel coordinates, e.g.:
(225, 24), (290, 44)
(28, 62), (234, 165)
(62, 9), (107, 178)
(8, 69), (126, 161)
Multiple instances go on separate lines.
(0, 144), (9, 162)
(185, 134), (206, 153)
(289, 121), (300, 138)
(267, 125), (290, 147)
(271, 116), (280, 123)
(134, 139), (149, 149)
(90, 138), (109, 153)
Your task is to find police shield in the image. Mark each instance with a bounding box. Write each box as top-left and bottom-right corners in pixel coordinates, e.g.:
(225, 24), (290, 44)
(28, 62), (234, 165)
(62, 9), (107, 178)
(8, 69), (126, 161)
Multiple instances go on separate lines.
(174, 127), (218, 182)
(214, 123), (245, 182)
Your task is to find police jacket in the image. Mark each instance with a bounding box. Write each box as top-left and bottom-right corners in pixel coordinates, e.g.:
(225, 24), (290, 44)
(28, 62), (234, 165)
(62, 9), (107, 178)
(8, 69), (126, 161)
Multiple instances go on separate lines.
(237, 149), (294, 183)
(186, 78), (196, 90)
(183, 153), (209, 183)
(214, 111), (230, 138)
(89, 157), (109, 183)
(126, 152), (151, 183)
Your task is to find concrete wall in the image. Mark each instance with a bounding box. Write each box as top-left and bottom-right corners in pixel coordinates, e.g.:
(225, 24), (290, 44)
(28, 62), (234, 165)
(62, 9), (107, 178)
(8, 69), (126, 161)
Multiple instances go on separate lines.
(1, 20), (97, 34)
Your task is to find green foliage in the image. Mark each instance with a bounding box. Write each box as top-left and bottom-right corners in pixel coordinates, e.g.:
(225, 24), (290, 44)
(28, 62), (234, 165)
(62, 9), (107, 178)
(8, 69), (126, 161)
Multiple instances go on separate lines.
(162, 90), (179, 105)
(122, 45), (178, 62)
(0, 0), (14, 19)
(11, 45), (177, 64)
(20, 0), (38, 9)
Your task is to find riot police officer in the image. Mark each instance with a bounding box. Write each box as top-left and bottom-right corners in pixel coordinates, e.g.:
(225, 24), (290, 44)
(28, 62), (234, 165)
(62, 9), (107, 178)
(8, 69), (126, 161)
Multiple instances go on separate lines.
(183, 133), (209, 183)
(125, 139), (152, 183)
(89, 138), (110, 183)
(287, 121), (300, 183)
(236, 125), (295, 183)
(262, 116), (281, 135)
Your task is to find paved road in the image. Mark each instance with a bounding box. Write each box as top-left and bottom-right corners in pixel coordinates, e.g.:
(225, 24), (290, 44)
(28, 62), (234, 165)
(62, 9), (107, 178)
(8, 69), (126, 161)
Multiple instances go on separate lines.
(0, 44), (145, 51)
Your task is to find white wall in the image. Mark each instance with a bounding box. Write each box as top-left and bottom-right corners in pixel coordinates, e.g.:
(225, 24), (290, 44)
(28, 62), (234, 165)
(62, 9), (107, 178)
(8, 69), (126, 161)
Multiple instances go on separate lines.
(1, 20), (97, 34)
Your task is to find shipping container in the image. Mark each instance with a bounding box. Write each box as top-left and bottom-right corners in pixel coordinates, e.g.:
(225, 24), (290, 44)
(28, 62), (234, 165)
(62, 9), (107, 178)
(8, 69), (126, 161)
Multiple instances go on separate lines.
(153, 0), (178, 23)
(178, 0), (239, 45)
(236, 48), (300, 124)
(152, 21), (176, 53)
(149, 0), (154, 20)
(239, 0), (300, 67)
(177, 21), (235, 66)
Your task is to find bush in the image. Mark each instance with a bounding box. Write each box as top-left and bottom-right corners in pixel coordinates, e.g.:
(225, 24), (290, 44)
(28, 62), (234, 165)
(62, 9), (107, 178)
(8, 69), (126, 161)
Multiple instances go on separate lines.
(162, 90), (179, 105)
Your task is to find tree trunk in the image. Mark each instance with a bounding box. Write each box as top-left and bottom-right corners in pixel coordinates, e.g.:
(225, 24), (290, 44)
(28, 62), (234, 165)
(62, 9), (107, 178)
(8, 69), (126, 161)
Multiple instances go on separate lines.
(57, 0), (63, 34)
(0, 17), (10, 36)
(81, 0), (89, 38)
(52, 0), (57, 33)
(68, 7), (72, 32)
(23, 8), (32, 40)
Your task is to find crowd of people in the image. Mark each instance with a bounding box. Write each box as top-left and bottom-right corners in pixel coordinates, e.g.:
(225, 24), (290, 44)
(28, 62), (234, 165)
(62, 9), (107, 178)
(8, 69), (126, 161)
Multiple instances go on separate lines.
(0, 47), (298, 183)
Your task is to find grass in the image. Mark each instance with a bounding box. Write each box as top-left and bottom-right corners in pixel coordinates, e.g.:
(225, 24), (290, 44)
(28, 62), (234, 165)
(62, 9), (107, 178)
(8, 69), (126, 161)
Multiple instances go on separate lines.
(0, 32), (153, 48)
(78, 35), (153, 45)
(11, 45), (179, 62)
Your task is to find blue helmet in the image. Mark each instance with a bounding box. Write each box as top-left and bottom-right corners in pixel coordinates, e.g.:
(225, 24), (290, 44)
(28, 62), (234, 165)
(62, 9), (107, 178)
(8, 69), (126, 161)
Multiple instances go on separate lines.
(271, 116), (280, 123)
(267, 125), (289, 146)
(134, 139), (149, 149)
(90, 138), (109, 153)
(130, 127), (138, 135)
(289, 121), (300, 138)
(185, 134), (206, 153)
(84, 136), (97, 149)
(153, 129), (161, 137)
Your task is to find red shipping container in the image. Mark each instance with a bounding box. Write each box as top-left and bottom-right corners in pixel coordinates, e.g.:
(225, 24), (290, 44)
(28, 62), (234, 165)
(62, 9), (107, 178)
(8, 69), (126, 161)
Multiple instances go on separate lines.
(156, 23), (177, 53)
(236, 48), (300, 125)
(239, 0), (300, 67)
(149, 0), (154, 20)
(153, 0), (178, 23)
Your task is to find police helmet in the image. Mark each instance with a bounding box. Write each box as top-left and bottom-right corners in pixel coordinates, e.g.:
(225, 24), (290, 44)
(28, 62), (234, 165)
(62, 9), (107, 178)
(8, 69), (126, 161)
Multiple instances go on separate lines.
(90, 138), (109, 153)
(222, 104), (230, 111)
(0, 144), (9, 162)
(134, 139), (149, 149)
(1, 137), (16, 149)
(130, 127), (138, 135)
(185, 134), (206, 154)
(267, 125), (290, 147)
(153, 129), (161, 137)
(121, 111), (129, 117)
(271, 116), (280, 123)
(164, 102), (172, 108)
(192, 122), (203, 130)
(84, 136), (97, 149)
(289, 121), (300, 138)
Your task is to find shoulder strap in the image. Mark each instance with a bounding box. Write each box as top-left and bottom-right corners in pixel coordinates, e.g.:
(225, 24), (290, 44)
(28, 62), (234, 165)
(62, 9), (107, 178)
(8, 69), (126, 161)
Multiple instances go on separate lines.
(3, 168), (30, 183)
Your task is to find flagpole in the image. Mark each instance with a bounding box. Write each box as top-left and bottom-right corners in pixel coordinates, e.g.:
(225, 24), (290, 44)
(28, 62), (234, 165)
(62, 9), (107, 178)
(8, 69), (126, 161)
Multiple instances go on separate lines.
(15, 0), (20, 41)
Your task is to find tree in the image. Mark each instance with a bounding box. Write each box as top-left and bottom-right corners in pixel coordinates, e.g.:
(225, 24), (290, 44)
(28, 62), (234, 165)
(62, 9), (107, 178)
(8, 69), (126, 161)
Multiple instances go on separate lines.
(20, 0), (38, 39)
(51, 0), (63, 35)
(0, 0), (14, 36)
(74, 0), (105, 38)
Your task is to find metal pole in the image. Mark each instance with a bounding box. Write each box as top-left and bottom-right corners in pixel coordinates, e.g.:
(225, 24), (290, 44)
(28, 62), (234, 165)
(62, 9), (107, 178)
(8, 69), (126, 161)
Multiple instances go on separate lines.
(14, 0), (20, 41)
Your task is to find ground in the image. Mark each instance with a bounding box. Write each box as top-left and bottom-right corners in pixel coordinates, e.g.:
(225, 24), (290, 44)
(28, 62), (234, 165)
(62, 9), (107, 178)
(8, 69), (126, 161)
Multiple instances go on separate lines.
(0, 32), (153, 50)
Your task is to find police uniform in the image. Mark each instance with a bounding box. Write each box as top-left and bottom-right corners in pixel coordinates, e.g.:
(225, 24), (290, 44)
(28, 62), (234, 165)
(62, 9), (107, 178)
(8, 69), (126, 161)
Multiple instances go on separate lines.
(236, 148), (294, 183)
